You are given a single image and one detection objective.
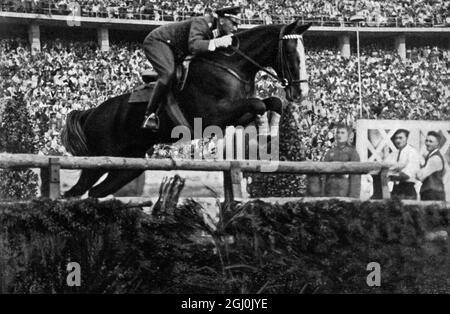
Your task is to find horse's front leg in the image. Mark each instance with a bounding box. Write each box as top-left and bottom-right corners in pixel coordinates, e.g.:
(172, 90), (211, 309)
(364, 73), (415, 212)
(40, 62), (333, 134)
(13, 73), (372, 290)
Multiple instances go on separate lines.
(229, 97), (281, 161)
(262, 97), (283, 137)
(231, 97), (270, 136)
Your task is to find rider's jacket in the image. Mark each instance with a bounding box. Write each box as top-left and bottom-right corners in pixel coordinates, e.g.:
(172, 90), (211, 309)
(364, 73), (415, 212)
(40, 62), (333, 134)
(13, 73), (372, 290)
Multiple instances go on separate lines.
(148, 16), (220, 59)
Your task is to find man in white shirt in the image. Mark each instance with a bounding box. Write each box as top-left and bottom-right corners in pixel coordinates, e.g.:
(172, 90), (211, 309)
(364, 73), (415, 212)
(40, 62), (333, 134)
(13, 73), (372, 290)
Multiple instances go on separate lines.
(386, 129), (420, 200)
(417, 131), (446, 201)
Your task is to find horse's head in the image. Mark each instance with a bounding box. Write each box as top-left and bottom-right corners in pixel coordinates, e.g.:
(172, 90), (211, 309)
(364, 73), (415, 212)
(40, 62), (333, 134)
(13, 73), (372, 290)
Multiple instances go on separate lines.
(275, 21), (311, 102)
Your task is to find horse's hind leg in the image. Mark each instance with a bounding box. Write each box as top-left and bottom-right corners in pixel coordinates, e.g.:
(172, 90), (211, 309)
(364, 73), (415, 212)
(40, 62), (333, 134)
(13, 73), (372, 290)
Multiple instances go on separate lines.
(64, 169), (106, 198)
(88, 170), (144, 198)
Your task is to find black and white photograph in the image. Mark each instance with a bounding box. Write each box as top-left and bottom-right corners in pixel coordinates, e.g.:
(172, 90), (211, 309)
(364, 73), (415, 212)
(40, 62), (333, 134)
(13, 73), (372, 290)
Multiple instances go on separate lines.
(0, 0), (449, 301)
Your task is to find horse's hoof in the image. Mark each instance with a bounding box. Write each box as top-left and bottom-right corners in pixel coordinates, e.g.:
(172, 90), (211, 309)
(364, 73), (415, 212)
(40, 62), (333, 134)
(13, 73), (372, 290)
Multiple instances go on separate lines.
(63, 191), (82, 199)
(88, 188), (111, 199)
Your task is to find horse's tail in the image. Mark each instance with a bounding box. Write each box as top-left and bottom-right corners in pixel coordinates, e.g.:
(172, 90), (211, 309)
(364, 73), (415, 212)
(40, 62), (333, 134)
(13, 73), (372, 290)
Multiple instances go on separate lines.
(61, 110), (90, 156)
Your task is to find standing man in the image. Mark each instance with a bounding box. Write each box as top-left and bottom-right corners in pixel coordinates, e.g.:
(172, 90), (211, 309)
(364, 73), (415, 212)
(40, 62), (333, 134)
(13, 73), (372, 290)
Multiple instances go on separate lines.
(385, 129), (420, 200)
(141, 6), (241, 130)
(417, 131), (446, 201)
(320, 124), (361, 198)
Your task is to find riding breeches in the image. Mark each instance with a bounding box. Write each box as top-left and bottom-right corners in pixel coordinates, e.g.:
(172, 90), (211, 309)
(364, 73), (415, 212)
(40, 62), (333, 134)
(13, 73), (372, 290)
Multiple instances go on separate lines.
(143, 36), (176, 85)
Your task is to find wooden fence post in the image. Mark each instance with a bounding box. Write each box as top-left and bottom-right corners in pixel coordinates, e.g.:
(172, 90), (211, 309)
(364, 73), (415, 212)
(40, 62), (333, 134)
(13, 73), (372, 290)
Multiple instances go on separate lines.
(223, 161), (243, 203)
(40, 157), (60, 200)
(371, 174), (382, 199)
(379, 168), (390, 199)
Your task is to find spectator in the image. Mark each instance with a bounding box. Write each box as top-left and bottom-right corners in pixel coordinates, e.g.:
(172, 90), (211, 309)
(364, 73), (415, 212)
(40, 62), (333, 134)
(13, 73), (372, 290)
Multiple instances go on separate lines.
(417, 131), (446, 200)
(319, 124), (361, 198)
(385, 129), (421, 200)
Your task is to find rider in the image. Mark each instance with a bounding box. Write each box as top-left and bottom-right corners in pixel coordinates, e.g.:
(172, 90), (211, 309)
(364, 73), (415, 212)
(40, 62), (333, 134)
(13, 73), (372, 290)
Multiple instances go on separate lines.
(142, 6), (242, 130)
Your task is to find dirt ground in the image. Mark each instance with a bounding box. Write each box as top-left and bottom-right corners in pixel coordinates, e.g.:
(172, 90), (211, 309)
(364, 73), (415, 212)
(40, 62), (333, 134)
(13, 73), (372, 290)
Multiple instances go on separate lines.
(57, 169), (226, 198)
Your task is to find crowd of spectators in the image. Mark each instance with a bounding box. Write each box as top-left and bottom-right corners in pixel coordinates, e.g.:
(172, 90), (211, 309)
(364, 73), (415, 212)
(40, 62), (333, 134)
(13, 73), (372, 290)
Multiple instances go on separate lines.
(0, 37), (449, 161)
(1, 0), (449, 27)
(0, 38), (151, 155)
(280, 44), (450, 161)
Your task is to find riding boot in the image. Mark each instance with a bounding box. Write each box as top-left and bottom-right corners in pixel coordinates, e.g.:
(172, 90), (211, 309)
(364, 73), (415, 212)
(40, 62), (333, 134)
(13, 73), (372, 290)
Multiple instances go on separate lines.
(269, 111), (281, 137)
(255, 112), (270, 136)
(142, 81), (168, 130)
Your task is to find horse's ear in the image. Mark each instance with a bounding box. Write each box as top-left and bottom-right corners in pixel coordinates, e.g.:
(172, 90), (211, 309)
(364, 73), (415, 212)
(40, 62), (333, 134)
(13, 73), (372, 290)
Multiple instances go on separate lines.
(285, 20), (312, 35)
(293, 21), (312, 35)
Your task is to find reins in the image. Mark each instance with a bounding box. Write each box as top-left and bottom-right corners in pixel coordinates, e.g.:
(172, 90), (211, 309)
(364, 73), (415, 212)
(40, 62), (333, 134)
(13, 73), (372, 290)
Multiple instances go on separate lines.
(196, 57), (252, 85)
(228, 37), (285, 85)
(228, 25), (308, 87)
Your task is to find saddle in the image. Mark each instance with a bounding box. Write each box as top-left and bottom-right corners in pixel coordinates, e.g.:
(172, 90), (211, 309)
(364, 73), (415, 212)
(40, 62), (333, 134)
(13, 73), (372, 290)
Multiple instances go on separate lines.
(128, 56), (194, 130)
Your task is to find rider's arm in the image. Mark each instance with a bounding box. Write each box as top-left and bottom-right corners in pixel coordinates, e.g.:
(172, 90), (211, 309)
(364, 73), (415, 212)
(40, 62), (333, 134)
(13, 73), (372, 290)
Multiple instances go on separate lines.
(188, 18), (214, 54)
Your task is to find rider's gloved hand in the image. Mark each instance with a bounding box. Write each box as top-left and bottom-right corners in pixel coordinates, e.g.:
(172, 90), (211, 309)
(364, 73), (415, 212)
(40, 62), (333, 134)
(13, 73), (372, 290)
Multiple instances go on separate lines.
(208, 35), (233, 51)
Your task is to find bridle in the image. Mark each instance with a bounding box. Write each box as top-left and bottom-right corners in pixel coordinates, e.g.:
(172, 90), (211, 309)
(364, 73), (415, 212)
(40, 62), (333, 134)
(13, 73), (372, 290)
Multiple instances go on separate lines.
(228, 25), (308, 88)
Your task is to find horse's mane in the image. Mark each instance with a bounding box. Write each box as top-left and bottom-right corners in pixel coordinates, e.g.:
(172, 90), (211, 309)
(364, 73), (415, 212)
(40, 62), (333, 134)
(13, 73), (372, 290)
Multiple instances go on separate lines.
(206, 24), (283, 68)
(234, 24), (283, 48)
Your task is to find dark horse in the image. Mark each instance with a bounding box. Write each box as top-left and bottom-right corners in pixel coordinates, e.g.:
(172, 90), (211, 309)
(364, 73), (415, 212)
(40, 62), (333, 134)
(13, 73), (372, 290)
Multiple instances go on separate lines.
(61, 20), (311, 198)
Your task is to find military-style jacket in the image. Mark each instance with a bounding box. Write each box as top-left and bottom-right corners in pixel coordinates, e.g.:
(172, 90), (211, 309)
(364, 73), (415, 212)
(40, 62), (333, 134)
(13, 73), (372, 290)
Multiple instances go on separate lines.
(148, 16), (219, 59)
(322, 143), (361, 198)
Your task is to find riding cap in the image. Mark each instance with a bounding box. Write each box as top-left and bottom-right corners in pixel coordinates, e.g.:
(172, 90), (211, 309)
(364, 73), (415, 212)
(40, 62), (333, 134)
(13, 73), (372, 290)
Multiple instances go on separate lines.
(215, 6), (241, 24)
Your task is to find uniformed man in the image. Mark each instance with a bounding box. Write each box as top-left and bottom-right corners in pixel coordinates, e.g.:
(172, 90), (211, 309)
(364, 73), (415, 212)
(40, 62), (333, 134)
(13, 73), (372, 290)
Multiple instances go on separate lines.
(385, 129), (421, 200)
(320, 124), (361, 198)
(141, 6), (242, 130)
(417, 131), (446, 201)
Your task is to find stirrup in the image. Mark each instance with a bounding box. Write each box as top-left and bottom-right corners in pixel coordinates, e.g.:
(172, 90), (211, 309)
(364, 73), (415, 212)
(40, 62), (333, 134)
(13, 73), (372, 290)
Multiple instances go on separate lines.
(142, 113), (160, 130)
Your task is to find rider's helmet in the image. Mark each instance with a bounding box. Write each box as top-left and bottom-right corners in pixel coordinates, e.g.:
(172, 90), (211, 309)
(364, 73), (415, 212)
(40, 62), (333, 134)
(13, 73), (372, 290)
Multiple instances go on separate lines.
(215, 6), (241, 35)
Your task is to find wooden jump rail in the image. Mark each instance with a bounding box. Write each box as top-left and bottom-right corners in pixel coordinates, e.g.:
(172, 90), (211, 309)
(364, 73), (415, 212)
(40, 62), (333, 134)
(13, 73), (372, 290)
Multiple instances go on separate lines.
(0, 153), (393, 201)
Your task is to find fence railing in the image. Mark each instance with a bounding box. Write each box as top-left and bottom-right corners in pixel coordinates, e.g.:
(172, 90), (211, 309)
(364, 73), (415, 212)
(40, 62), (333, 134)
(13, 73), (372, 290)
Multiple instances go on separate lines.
(0, 153), (392, 201)
(1, 5), (448, 28)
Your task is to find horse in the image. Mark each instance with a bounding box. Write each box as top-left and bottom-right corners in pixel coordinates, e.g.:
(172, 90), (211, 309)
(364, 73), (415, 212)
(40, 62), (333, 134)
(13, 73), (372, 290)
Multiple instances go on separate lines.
(61, 20), (311, 198)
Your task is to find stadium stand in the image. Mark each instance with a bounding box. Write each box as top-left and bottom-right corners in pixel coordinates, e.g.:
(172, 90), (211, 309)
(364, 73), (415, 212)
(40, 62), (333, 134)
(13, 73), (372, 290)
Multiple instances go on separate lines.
(0, 0), (449, 27)
(0, 38), (151, 154)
